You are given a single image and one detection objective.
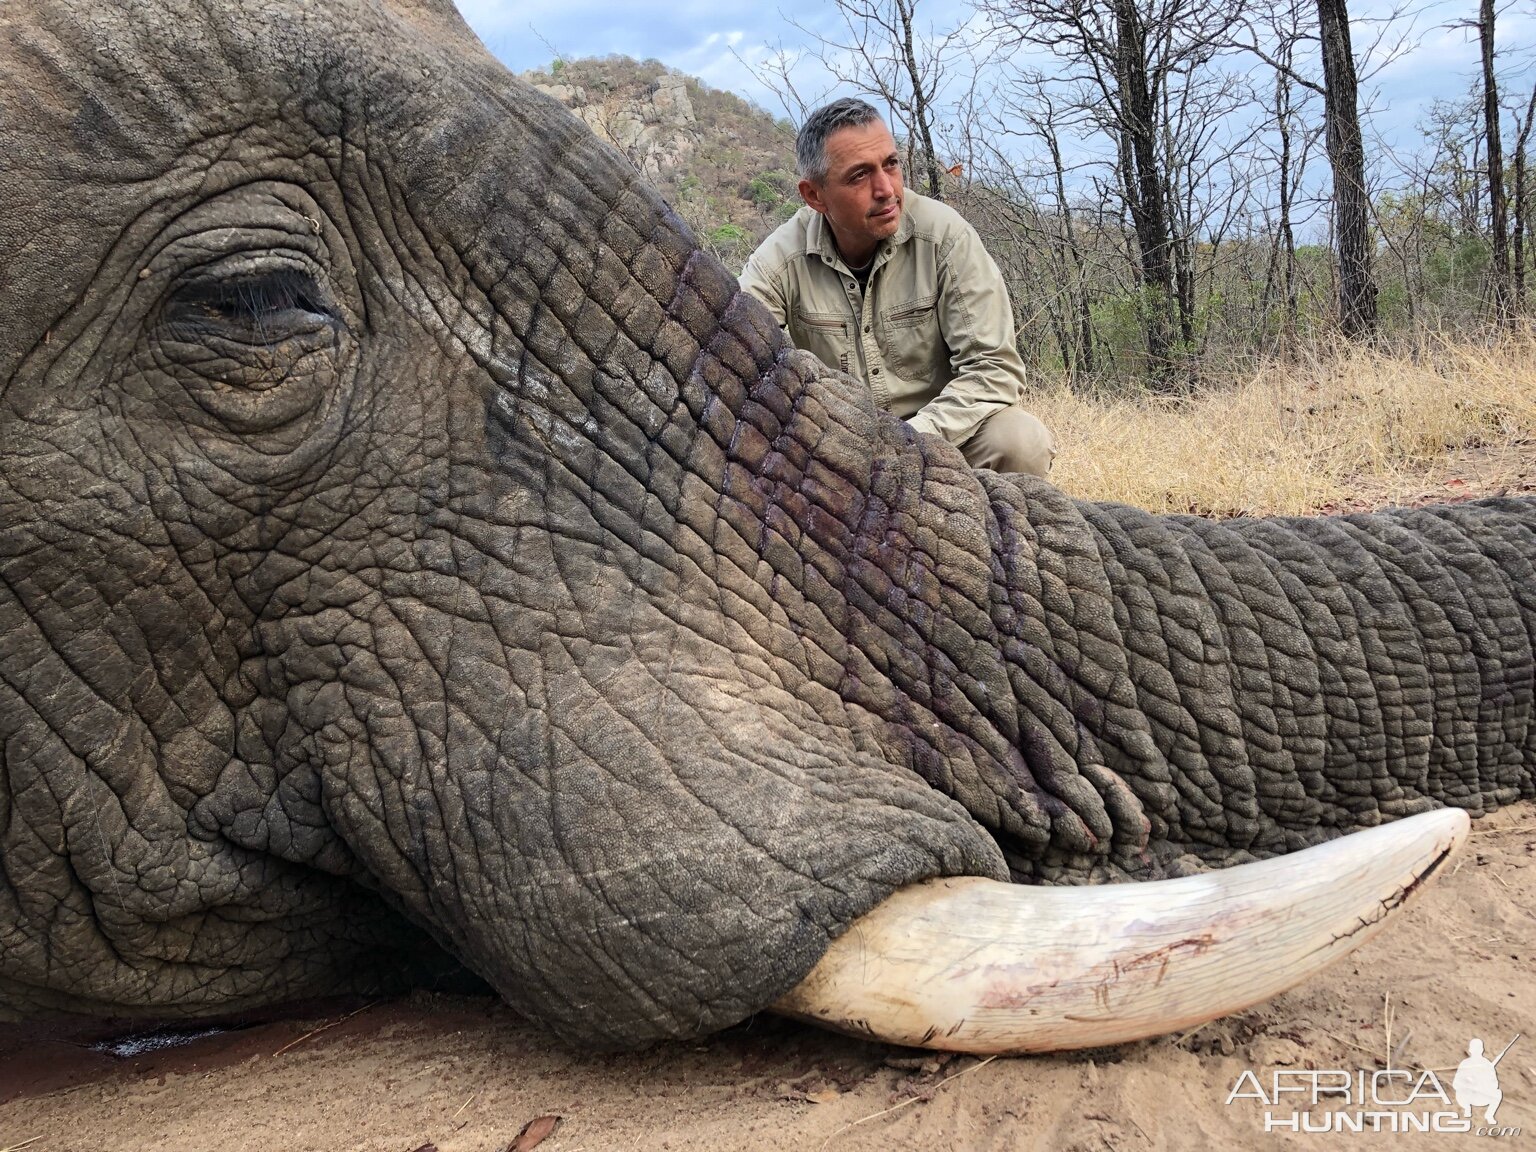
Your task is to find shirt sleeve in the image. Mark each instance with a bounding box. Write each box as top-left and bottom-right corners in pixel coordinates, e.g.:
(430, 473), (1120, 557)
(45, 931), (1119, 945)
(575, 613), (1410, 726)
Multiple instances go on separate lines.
(906, 222), (1026, 445)
(738, 249), (788, 328)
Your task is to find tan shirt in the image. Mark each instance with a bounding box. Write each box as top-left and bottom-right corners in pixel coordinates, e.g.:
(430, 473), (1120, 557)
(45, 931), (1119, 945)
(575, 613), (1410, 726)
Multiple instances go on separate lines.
(738, 191), (1026, 446)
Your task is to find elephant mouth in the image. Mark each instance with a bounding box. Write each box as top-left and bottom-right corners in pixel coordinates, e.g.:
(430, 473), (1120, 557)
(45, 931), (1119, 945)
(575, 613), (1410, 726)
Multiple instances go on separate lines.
(774, 808), (1468, 1053)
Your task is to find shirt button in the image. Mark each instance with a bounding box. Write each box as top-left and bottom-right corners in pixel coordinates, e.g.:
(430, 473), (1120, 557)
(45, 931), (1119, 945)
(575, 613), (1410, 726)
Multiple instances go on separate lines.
(864, 324), (871, 333)
(872, 367), (881, 375)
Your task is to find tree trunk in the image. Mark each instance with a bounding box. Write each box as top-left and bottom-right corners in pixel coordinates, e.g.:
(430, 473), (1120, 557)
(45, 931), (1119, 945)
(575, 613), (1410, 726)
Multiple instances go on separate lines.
(1046, 127), (1095, 378)
(1315, 0), (1377, 338)
(895, 0), (945, 199)
(1275, 67), (1299, 334)
(1173, 226), (1197, 349)
(1480, 0), (1510, 318)
(1514, 82), (1536, 312)
(1113, 0), (1181, 383)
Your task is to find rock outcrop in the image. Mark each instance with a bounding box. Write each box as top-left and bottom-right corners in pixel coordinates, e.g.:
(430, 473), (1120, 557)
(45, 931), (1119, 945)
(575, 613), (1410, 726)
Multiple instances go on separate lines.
(525, 71), (699, 179)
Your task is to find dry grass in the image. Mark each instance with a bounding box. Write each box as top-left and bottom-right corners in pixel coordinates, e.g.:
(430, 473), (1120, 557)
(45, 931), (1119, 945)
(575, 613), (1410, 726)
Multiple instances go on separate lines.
(1036, 333), (1536, 517)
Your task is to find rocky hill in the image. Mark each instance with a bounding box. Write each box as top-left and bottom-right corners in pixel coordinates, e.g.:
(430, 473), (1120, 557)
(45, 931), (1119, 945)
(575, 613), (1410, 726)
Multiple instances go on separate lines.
(519, 56), (799, 271)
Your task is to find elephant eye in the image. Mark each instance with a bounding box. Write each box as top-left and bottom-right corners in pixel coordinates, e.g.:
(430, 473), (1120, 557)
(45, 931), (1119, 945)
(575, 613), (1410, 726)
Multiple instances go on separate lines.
(162, 268), (337, 344)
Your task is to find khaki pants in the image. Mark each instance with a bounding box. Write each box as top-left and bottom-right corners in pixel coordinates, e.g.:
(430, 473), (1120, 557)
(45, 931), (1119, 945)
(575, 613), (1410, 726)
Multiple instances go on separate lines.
(958, 402), (1057, 477)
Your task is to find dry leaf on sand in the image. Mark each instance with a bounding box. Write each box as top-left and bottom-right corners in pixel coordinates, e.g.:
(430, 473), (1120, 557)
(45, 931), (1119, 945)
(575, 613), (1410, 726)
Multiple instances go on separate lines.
(509, 1113), (562, 1151)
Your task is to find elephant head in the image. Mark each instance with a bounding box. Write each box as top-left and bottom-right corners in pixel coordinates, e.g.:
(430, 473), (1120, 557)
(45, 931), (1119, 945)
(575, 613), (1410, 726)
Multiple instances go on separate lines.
(0, 0), (1527, 1051)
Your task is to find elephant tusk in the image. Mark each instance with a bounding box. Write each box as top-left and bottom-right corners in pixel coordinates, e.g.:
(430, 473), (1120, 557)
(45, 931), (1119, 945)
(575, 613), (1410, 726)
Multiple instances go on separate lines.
(773, 807), (1469, 1054)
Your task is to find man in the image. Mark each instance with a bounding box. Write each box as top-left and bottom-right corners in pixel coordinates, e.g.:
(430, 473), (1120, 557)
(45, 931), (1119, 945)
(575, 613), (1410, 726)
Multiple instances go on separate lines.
(739, 98), (1056, 477)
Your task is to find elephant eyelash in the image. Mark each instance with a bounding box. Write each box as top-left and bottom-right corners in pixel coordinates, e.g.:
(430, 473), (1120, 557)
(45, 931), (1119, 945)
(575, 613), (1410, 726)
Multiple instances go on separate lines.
(162, 269), (336, 342)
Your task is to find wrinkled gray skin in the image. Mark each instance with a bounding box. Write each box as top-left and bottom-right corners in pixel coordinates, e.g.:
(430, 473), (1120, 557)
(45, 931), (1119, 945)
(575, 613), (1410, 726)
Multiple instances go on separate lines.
(1, 0), (1532, 1052)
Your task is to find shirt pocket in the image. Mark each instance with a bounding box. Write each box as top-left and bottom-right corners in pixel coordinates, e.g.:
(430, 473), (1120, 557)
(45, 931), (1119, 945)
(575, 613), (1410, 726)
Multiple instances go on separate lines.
(878, 294), (944, 382)
(791, 308), (856, 376)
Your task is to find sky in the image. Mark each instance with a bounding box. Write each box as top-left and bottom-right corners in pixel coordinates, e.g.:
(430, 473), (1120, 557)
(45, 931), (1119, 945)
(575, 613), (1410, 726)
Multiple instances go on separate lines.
(454, 0), (883, 112)
(455, 0), (1536, 207)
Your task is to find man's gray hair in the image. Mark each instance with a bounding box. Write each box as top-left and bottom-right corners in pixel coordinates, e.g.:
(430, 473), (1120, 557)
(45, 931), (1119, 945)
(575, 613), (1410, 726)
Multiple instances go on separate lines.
(796, 98), (885, 183)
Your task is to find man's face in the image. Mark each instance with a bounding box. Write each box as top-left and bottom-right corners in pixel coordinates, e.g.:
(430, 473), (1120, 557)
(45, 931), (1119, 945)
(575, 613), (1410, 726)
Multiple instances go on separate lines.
(799, 121), (904, 266)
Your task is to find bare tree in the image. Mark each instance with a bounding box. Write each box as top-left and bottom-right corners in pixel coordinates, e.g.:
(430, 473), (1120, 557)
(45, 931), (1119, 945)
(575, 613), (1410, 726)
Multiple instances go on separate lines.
(953, 80), (1105, 378)
(1315, 0), (1378, 336)
(1242, 0), (1325, 338)
(744, 0), (963, 198)
(1511, 80), (1536, 309)
(1264, 62), (1304, 331)
(1226, 0), (1412, 338)
(889, 0), (946, 197)
(976, 0), (1243, 384)
(1478, 0), (1510, 316)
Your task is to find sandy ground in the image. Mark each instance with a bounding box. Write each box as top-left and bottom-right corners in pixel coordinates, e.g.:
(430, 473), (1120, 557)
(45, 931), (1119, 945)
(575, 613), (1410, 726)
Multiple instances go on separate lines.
(1312, 440), (1536, 518)
(2, 805), (1531, 1152)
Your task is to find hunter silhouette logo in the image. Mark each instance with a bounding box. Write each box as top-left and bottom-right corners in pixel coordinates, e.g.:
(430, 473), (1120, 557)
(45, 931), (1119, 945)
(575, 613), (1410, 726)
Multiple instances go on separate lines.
(1226, 1032), (1523, 1135)
(1453, 1035), (1519, 1125)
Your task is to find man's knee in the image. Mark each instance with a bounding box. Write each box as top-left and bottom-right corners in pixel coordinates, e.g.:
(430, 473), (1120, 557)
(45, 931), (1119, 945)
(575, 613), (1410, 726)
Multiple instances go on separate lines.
(961, 403), (1057, 477)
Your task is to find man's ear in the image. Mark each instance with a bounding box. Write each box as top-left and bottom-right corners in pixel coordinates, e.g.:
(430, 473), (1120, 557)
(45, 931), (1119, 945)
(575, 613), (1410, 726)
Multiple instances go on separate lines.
(799, 178), (827, 215)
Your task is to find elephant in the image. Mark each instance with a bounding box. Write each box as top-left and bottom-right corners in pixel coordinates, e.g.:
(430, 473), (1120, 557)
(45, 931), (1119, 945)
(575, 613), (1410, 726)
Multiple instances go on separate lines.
(0, 0), (1530, 1054)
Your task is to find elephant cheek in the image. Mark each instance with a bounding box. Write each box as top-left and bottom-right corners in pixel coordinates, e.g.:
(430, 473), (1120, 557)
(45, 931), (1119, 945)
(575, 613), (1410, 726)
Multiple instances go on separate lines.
(312, 645), (1007, 1049)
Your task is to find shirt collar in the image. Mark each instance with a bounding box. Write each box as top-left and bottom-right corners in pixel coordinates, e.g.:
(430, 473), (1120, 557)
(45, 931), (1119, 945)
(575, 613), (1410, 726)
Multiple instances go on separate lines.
(807, 196), (915, 273)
